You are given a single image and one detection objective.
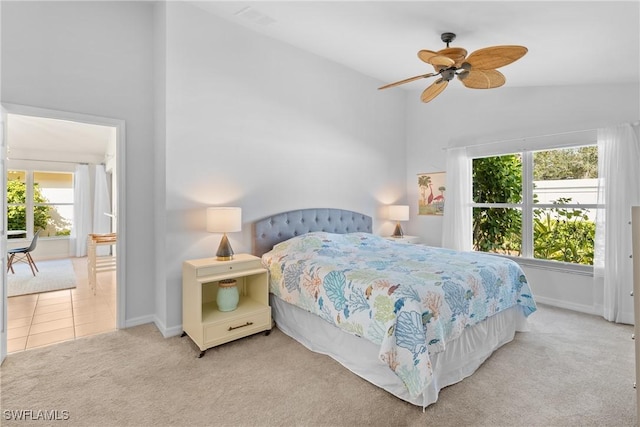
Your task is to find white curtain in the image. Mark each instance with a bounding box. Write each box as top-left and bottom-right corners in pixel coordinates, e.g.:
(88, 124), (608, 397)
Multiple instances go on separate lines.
(93, 164), (112, 256)
(593, 123), (640, 323)
(441, 147), (472, 251)
(73, 164), (91, 257)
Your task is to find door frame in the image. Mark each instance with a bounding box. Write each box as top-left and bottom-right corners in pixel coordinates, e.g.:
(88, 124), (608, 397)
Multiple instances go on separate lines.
(1, 106), (7, 363)
(0, 103), (126, 362)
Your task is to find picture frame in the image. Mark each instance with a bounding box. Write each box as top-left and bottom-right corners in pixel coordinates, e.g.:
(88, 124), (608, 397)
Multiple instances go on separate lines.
(418, 172), (446, 215)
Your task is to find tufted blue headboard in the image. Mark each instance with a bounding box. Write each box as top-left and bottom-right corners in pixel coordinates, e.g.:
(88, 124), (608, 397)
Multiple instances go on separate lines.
(253, 208), (373, 256)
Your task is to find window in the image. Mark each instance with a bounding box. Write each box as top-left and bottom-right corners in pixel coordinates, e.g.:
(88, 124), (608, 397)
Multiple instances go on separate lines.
(7, 170), (74, 239)
(472, 145), (598, 266)
(7, 170), (27, 238)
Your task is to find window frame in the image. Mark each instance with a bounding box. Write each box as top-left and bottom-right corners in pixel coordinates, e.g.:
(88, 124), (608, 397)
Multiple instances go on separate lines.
(7, 169), (74, 240)
(470, 142), (599, 275)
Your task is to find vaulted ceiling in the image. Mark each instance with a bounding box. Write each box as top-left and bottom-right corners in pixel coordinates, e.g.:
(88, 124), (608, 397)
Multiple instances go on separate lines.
(194, 1), (640, 91)
(8, 2), (639, 158)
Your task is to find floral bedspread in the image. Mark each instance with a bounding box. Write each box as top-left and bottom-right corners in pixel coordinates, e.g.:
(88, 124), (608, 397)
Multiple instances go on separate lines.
(261, 232), (536, 397)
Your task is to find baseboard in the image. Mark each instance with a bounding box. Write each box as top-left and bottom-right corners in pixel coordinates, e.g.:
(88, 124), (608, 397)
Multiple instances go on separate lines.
(124, 314), (155, 329)
(533, 296), (598, 316)
(121, 315), (184, 337)
(536, 297), (635, 325)
(152, 316), (183, 338)
(125, 314), (182, 338)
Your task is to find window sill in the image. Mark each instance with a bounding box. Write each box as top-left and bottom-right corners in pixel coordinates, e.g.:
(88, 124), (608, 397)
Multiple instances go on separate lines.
(8, 236), (71, 242)
(481, 252), (594, 277)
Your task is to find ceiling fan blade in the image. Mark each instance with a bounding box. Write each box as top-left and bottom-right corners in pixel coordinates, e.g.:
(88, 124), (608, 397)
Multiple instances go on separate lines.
(418, 50), (455, 71)
(421, 79), (448, 103)
(460, 69), (506, 89)
(418, 49), (438, 63)
(437, 47), (467, 66)
(428, 55), (455, 71)
(465, 45), (527, 70)
(378, 73), (437, 90)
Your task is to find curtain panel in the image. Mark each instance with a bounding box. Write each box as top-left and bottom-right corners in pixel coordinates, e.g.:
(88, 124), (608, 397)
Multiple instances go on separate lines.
(93, 164), (112, 256)
(594, 123), (640, 323)
(441, 147), (472, 251)
(72, 164), (91, 257)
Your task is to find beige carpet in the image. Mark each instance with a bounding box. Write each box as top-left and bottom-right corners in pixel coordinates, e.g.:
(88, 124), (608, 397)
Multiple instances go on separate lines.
(0, 304), (636, 426)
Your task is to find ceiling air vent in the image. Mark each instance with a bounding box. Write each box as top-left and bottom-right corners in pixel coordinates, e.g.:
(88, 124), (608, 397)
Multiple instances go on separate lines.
(234, 6), (276, 27)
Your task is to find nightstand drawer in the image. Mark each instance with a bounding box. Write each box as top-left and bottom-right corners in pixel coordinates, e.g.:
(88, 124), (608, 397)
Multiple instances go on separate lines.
(196, 259), (263, 277)
(385, 235), (421, 244)
(203, 307), (271, 344)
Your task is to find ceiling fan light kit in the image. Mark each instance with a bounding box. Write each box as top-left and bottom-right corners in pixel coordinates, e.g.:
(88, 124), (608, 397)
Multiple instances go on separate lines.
(379, 32), (527, 103)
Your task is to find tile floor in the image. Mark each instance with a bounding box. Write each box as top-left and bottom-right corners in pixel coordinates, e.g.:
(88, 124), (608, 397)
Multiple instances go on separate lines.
(7, 257), (116, 353)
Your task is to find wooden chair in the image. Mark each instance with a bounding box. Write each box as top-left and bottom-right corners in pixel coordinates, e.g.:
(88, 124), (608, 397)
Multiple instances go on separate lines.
(87, 233), (117, 293)
(7, 230), (41, 276)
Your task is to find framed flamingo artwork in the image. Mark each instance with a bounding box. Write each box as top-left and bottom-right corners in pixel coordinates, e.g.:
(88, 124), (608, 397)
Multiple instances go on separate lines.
(418, 172), (446, 215)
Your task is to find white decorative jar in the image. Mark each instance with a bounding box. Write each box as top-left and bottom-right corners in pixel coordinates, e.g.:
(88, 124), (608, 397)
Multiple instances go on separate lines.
(217, 279), (239, 312)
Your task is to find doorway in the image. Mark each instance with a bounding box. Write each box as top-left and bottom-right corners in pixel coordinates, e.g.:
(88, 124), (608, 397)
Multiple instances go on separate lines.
(1, 104), (126, 359)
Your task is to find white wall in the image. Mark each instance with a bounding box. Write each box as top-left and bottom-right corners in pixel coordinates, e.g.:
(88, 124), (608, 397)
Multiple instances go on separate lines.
(153, 1), (169, 338)
(404, 83), (640, 320)
(1, 1), (157, 325)
(1, 1), (407, 336)
(158, 2), (407, 333)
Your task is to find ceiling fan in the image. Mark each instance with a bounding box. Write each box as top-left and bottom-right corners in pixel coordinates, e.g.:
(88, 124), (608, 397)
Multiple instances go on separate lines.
(378, 32), (527, 103)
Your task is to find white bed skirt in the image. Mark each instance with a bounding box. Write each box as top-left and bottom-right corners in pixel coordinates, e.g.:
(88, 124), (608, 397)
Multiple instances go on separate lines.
(271, 295), (530, 408)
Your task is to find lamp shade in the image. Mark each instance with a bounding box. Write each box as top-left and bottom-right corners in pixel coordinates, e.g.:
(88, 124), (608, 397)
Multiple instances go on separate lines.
(388, 205), (409, 221)
(206, 207), (242, 233)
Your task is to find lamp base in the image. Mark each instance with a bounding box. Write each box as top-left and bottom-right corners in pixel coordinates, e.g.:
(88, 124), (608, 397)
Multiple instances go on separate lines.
(391, 222), (404, 238)
(216, 233), (234, 261)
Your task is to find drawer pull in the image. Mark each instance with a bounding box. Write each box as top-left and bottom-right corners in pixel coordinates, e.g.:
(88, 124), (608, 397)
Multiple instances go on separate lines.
(228, 321), (253, 331)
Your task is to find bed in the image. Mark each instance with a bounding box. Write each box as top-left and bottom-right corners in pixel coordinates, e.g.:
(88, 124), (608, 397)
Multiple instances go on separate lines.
(254, 208), (536, 408)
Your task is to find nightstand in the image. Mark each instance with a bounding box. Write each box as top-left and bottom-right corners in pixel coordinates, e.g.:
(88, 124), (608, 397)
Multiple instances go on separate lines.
(385, 235), (421, 244)
(182, 253), (271, 358)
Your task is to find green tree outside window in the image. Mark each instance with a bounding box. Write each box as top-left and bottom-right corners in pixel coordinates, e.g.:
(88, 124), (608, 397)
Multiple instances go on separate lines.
(7, 180), (51, 236)
(473, 147), (597, 266)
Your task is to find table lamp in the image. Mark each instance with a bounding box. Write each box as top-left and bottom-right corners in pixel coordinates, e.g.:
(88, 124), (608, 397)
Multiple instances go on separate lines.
(388, 205), (409, 238)
(207, 207), (242, 261)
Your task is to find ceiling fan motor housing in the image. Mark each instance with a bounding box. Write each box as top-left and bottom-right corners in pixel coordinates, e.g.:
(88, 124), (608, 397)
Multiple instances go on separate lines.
(441, 32), (456, 47)
(441, 68), (457, 81)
